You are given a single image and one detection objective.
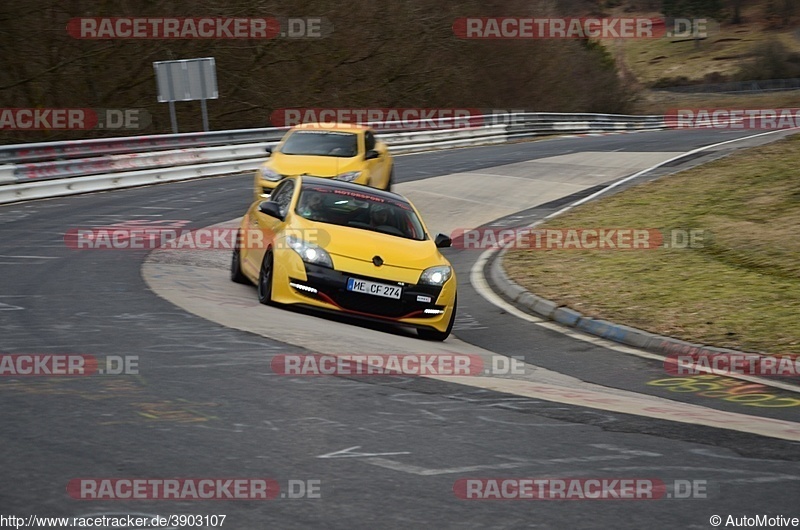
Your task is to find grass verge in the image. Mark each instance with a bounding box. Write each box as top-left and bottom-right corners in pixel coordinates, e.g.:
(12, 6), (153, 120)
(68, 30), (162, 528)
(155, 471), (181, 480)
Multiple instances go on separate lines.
(503, 133), (800, 354)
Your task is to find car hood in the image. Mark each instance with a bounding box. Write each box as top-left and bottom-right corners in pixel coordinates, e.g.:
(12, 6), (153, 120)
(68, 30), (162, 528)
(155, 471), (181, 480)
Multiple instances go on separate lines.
(291, 217), (446, 271)
(266, 152), (363, 177)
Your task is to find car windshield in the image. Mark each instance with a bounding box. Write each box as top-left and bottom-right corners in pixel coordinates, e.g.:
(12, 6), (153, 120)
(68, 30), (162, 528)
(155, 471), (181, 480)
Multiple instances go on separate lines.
(280, 130), (359, 157)
(296, 186), (427, 241)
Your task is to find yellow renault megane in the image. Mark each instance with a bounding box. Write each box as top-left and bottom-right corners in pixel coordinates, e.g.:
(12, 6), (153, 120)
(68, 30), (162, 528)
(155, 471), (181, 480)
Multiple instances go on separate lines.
(254, 123), (394, 201)
(232, 176), (457, 341)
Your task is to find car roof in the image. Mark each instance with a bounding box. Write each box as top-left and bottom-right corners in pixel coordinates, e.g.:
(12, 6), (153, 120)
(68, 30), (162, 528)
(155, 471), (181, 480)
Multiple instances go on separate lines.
(298, 176), (409, 204)
(292, 122), (368, 132)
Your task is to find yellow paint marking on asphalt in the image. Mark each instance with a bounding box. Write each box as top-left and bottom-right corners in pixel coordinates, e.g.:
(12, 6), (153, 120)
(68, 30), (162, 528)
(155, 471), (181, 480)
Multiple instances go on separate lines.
(434, 376), (800, 442)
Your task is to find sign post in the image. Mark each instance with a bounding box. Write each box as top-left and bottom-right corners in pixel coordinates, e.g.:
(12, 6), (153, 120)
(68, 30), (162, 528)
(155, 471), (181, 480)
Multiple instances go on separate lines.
(153, 57), (218, 133)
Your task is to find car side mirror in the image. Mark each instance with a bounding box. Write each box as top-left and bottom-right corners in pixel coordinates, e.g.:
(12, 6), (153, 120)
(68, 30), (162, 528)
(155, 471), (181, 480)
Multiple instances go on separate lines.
(364, 149), (380, 160)
(258, 201), (283, 220)
(434, 233), (452, 248)
(264, 146), (273, 156)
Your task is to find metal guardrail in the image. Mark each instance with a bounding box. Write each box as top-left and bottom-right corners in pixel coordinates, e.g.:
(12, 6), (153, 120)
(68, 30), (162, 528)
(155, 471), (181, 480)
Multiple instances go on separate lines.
(0, 113), (666, 205)
(0, 128), (288, 165)
(8, 143), (269, 182)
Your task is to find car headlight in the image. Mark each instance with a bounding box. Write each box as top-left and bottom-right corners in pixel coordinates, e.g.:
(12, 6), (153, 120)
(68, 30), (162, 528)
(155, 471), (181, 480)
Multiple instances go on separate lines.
(285, 235), (333, 268)
(335, 171), (362, 182)
(259, 167), (282, 182)
(419, 265), (452, 286)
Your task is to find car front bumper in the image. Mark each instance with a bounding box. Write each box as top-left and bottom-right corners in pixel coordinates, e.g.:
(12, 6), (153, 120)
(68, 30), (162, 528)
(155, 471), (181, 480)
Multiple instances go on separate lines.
(271, 258), (456, 332)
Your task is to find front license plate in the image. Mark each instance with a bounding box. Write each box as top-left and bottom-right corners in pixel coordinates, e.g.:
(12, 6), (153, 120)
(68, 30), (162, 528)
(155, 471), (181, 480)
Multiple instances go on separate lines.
(347, 278), (402, 299)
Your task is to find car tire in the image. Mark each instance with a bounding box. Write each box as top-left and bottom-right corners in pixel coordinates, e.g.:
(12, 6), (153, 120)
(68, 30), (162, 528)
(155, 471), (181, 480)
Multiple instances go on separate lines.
(417, 294), (457, 341)
(257, 249), (276, 305)
(230, 233), (250, 285)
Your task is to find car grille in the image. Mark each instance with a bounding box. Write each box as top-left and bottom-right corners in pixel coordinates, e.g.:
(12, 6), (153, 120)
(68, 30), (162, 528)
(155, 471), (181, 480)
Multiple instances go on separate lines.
(326, 290), (431, 318)
(292, 265), (444, 319)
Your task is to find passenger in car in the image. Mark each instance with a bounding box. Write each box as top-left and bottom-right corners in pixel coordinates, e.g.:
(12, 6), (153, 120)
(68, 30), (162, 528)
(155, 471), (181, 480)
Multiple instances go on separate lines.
(299, 192), (326, 221)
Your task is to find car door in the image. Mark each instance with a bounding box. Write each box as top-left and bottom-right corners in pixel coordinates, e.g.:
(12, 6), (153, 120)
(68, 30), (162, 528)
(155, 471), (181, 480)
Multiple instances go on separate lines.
(243, 179), (295, 275)
(362, 129), (387, 188)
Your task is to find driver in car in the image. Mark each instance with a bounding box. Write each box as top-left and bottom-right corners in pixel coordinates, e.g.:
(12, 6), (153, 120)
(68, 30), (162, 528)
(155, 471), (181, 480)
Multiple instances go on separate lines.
(370, 204), (393, 228)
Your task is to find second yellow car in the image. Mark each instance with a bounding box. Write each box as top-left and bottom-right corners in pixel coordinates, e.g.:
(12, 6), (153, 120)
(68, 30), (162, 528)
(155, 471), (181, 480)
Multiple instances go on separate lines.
(254, 122), (393, 201)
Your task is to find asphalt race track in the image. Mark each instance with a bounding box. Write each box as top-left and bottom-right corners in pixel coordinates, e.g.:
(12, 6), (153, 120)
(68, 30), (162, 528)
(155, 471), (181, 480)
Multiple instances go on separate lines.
(1, 128), (798, 529)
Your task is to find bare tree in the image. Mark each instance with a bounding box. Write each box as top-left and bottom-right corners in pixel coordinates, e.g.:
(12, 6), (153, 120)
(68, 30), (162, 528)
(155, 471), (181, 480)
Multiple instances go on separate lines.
(0, 0), (635, 142)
